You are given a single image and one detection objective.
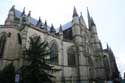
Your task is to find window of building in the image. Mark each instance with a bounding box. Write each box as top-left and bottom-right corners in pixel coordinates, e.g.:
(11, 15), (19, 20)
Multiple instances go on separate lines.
(0, 32), (7, 58)
(8, 32), (11, 37)
(50, 41), (58, 64)
(22, 16), (27, 23)
(17, 33), (22, 45)
(67, 46), (76, 66)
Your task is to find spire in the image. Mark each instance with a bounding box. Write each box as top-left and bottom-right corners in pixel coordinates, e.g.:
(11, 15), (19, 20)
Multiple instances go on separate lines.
(9, 5), (15, 16)
(107, 43), (112, 53)
(91, 17), (95, 26)
(79, 12), (86, 27)
(38, 17), (42, 23)
(10, 5), (15, 11)
(107, 43), (110, 50)
(21, 7), (25, 16)
(73, 6), (78, 17)
(89, 17), (96, 31)
(87, 7), (90, 20)
(87, 7), (91, 28)
(59, 24), (63, 32)
(59, 24), (63, 39)
(43, 20), (48, 30)
(6, 5), (15, 25)
(27, 10), (31, 17)
(87, 7), (96, 31)
(36, 17), (42, 28)
(50, 24), (56, 33)
(44, 20), (47, 27)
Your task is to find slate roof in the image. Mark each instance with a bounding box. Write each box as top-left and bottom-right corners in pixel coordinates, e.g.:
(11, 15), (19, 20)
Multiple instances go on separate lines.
(31, 17), (38, 25)
(62, 21), (72, 31)
(14, 8), (74, 40)
(15, 9), (72, 31)
(15, 9), (22, 17)
(15, 9), (38, 25)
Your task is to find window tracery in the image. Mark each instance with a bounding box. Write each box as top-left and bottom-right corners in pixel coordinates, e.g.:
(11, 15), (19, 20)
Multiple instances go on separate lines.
(67, 46), (76, 66)
(49, 40), (58, 64)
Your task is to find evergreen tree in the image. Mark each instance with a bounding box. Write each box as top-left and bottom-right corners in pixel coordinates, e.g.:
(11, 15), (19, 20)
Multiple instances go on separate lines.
(20, 36), (56, 83)
(0, 63), (15, 83)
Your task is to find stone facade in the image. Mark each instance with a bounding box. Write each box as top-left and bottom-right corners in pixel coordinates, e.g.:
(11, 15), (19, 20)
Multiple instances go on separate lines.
(0, 5), (120, 83)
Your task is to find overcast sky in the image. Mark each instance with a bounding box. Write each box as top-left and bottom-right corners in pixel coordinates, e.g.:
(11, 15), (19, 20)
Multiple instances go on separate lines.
(0, 0), (125, 78)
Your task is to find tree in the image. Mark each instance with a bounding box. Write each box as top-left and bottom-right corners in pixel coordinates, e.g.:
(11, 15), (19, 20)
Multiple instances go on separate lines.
(0, 63), (15, 83)
(20, 36), (56, 83)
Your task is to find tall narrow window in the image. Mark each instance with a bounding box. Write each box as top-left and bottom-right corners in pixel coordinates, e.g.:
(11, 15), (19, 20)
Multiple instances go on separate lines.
(0, 32), (7, 58)
(8, 32), (11, 37)
(67, 46), (76, 66)
(50, 41), (58, 64)
(17, 33), (22, 45)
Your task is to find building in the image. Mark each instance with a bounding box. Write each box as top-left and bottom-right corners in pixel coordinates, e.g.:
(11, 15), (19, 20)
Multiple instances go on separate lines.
(0, 5), (120, 83)
(121, 72), (125, 83)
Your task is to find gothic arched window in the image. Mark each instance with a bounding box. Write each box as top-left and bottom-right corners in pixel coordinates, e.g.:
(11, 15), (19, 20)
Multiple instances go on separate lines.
(67, 46), (76, 66)
(0, 32), (7, 58)
(49, 41), (58, 64)
(17, 33), (22, 45)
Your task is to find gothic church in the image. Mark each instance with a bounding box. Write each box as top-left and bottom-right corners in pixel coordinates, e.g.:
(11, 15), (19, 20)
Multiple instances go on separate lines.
(0, 5), (120, 83)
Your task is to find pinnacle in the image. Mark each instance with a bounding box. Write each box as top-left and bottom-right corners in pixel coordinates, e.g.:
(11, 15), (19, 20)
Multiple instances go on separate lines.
(28, 10), (31, 16)
(72, 6), (78, 17)
(21, 7), (25, 16)
(59, 24), (63, 32)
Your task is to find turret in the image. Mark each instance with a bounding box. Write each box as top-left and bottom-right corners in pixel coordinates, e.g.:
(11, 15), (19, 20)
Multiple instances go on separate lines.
(79, 12), (87, 42)
(27, 11), (31, 24)
(79, 12), (87, 28)
(44, 20), (48, 30)
(59, 24), (63, 35)
(21, 7), (25, 17)
(90, 20), (101, 51)
(5, 5), (15, 25)
(59, 24), (63, 40)
(107, 43), (110, 51)
(36, 17), (42, 28)
(89, 17), (97, 34)
(44, 20), (47, 27)
(20, 7), (27, 24)
(87, 9), (104, 74)
(72, 7), (81, 44)
(87, 7), (91, 29)
(106, 44), (120, 80)
(87, 8), (97, 33)
(72, 7), (79, 25)
(50, 24), (56, 34)
(87, 8), (99, 45)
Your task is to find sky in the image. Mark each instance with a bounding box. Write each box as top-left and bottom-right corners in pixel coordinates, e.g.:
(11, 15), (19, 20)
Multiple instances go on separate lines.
(0, 0), (125, 78)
